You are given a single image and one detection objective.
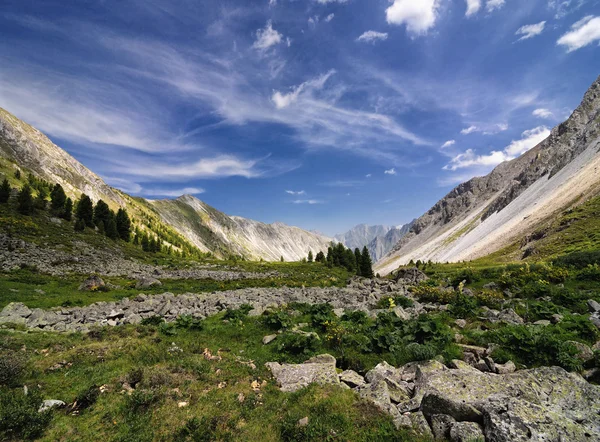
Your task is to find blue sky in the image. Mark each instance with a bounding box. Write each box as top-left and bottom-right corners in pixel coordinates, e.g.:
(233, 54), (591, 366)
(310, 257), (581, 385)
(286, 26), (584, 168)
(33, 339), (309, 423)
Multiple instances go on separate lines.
(1, 0), (599, 236)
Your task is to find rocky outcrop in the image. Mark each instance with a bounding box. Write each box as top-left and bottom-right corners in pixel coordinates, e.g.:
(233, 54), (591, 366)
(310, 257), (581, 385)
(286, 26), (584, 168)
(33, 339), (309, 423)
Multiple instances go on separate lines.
(266, 354), (339, 392)
(368, 222), (414, 263)
(376, 75), (600, 274)
(267, 355), (600, 441)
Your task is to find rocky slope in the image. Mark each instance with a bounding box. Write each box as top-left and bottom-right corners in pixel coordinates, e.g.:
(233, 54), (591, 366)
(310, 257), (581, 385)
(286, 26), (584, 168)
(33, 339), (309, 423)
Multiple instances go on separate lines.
(368, 222), (414, 263)
(0, 107), (331, 262)
(376, 75), (600, 275)
(334, 224), (393, 251)
(150, 195), (332, 261)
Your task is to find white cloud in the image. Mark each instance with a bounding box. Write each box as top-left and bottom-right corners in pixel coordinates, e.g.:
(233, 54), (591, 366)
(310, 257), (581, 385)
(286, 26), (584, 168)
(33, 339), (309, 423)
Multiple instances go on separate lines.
(441, 140), (456, 148)
(443, 126), (550, 171)
(533, 108), (554, 119)
(357, 31), (389, 43)
(142, 187), (205, 197)
(253, 20), (283, 51)
(483, 123), (509, 135)
(465, 0), (481, 17)
(286, 190), (306, 195)
(557, 16), (600, 52)
(384, 168), (397, 175)
(269, 0), (277, 6)
(385, 0), (440, 35)
(292, 199), (324, 204)
(325, 13), (335, 22)
(272, 70), (336, 109)
(461, 125), (478, 135)
(365, 174), (372, 178)
(316, 0), (348, 3)
(548, 0), (588, 19)
(515, 21), (546, 41)
(486, 0), (505, 12)
(308, 16), (319, 28)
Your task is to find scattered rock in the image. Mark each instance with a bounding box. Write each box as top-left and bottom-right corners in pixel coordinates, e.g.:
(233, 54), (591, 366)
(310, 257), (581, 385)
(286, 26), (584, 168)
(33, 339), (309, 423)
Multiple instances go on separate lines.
(454, 319), (467, 329)
(394, 267), (428, 285)
(566, 341), (594, 362)
(587, 299), (600, 313)
(339, 370), (366, 388)
(262, 334), (278, 345)
(449, 421), (485, 442)
(495, 360), (516, 374)
(136, 277), (162, 289)
(297, 417), (309, 427)
(78, 275), (105, 291)
(178, 401), (189, 408)
(265, 354), (339, 393)
(551, 313), (564, 324)
(533, 320), (551, 326)
(38, 399), (65, 413)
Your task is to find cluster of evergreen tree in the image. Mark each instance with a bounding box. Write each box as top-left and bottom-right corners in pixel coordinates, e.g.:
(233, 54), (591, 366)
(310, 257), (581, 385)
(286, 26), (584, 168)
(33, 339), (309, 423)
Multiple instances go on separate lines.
(307, 243), (374, 278)
(74, 195), (131, 241)
(0, 177), (73, 219)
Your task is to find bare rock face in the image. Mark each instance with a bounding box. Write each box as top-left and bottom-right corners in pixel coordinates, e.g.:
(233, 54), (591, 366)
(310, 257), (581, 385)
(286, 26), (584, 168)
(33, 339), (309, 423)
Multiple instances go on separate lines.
(394, 267), (428, 285)
(265, 354), (339, 392)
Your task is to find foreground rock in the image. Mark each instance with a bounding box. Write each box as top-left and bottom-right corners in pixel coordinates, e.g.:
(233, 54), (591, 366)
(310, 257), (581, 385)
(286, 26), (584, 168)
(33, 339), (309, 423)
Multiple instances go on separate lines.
(266, 354), (600, 441)
(266, 354), (339, 392)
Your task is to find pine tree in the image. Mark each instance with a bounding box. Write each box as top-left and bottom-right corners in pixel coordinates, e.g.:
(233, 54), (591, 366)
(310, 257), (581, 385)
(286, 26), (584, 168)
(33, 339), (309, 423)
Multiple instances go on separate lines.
(0, 178), (10, 204)
(354, 248), (362, 276)
(76, 194), (94, 227)
(141, 233), (150, 252)
(360, 246), (374, 279)
(307, 251), (314, 263)
(74, 218), (86, 231)
(326, 246), (334, 268)
(280, 256), (284, 262)
(93, 200), (111, 229)
(315, 251), (325, 263)
(17, 184), (34, 215)
(345, 248), (357, 273)
(14, 169), (21, 180)
(50, 184), (67, 215)
(97, 220), (105, 235)
(106, 216), (118, 240)
(115, 208), (132, 241)
(63, 198), (73, 221)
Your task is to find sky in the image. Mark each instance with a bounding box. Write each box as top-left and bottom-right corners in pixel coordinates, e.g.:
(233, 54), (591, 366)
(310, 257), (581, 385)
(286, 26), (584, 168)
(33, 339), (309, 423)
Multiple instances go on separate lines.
(0, 0), (599, 236)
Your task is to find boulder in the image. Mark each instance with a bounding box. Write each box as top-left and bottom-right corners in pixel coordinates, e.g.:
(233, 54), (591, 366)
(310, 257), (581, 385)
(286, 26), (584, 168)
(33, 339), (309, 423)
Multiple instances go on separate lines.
(339, 370), (366, 388)
(565, 341), (594, 362)
(265, 354), (339, 393)
(394, 267), (428, 285)
(0, 302), (32, 324)
(429, 414), (456, 440)
(449, 421), (485, 442)
(587, 299), (600, 313)
(135, 277), (162, 289)
(38, 399), (65, 413)
(262, 334), (278, 345)
(495, 361), (516, 374)
(78, 275), (105, 291)
(394, 411), (433, 437)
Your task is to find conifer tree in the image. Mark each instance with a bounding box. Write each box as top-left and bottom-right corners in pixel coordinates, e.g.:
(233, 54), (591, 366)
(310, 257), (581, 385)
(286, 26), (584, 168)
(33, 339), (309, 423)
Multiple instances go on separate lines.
(50, 184), (67, 215)
(360, 246), (374, 279)
(97, 220), (105, 235)
(141, 233), (150, 252)
(326, 246), (334, 268)
(63, 198), (73, 221)
(0, 178), (10, 204)
(354, 248), (362, 276)
(74, 218), (86, 231)
(106, 216), (119, 240)
(280, 256), (284, 262)
(17, 184), (34, 215)
(115, 208), (132, 241)
(34, 187), (48, 211)
(315, 251), (325, 263)
(76, 194), (94, 227)
(93, 200), (111, 229)
(345, 248), (357, 273)
(14, 169), (21, 180)
(307, 251), (313, 263)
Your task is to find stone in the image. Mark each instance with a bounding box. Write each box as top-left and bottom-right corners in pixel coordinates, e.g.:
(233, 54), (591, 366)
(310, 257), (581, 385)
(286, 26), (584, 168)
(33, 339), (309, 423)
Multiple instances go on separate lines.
(78, 275), (105, 291)
(262, 334), (278, 345)
(393, 306), (411, 321)
(394, 267), (428, 285)
(339, 370), (365, 388)
(38, 399), (65, 413)
(0, 302), (33, 324)
(448, 359), (479, 372)
(497, 309), (524, 325)
(566, 341), (594, 362)
(136, 277), (162, 289)
(394, 411), (433, 438)
(454, 319), (467, 328)
(587, 299), (600, 313)
(265, 354), (339, 393)
(551, 314), (564, 324)
(430, 414), (456, 439)
(421, 392), (483, 423)
(356, 380), (399, 418)
(495, 360), (516, 374)
(533, 320), (551, 326)
(449, 421), (485, 442)
(297, 417), (309, 427)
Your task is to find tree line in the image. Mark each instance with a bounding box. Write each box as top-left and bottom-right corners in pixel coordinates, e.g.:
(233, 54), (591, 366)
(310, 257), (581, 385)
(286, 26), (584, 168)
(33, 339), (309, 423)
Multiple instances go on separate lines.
(302, 242), (374, 278)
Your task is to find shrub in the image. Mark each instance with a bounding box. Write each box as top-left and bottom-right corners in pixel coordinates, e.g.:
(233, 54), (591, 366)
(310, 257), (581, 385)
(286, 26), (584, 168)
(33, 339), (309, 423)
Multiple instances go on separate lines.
(0, 350), (27, 387)
(223, 304), (254, 324)
(73, 385), (99, 411)
(262, 308), (294, 330)
(140, 316), (164, 326)
(174, 315), (203, 331)
(554, 251), (600, 269)
(126, 389), (159, 414)
(277, 332), (321, 357)
(577, 264), (600, 281)
(308, 303), (336, 330)
(0, 388), (52, 440)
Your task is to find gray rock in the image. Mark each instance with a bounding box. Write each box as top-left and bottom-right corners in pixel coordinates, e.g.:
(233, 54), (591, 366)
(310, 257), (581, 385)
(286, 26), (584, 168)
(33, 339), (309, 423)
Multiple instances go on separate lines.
(262, 334), (278, 345)
(394, 411), (433, 438)
(339, 370), (365, 388)
(78, 275), (105, 291)
(533, 320), (551, 326)
(551, 313), (564, 324)
(0, 302), (32, 324)
(566, 341), (594, 362)
(38, 399), (65, 413)
(495, 360), (516, 374)
(135, 277), (162, 289)
(394, 267), (428, 285)
(449, 421), (485, 442)
(430, 414), (456, 440)
(265, 354), (339, 393)
(587, 299), (600, 313)
(454, 319), (467, 328)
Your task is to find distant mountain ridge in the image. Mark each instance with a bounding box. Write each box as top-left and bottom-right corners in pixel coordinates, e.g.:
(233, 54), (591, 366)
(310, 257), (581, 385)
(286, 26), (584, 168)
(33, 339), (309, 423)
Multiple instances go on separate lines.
(0, 107), (331, 262)
(334, 224), (392, 251)
(367, 221), (414, 263)
(376, 75), (600, 275)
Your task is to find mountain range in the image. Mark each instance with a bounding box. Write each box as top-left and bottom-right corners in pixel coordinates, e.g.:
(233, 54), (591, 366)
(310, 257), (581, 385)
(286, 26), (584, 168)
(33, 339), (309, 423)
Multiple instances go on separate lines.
(0, 107), (331, 262)
(375, 75), (600, 275)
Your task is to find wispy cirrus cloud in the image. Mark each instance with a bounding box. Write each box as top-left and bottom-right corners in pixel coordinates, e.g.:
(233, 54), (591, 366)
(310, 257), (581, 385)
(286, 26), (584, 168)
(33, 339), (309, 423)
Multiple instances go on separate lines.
(292, 199), (324, 204)
(515, 21), (546, 41)
(286, 190), (306, 195)
(557, 16), (600, 52)
(356, 31), (388, 44)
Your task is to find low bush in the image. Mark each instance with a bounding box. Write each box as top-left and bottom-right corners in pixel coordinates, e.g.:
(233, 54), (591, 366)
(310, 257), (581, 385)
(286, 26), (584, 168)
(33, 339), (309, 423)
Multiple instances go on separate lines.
(262, 308), (294, 330)
(0, 388), (52, 440)
(223, 304), (254, 325)
(276, 332), (321, 357)
(0, 350), (27, 387)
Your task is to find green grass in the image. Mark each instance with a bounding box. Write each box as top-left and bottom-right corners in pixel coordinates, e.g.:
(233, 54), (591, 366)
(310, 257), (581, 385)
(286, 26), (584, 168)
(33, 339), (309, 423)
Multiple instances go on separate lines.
(0, 312), (431, 442)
